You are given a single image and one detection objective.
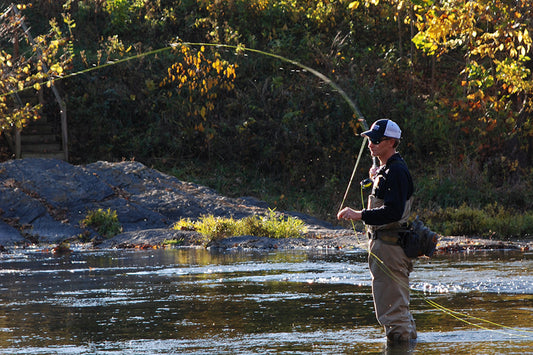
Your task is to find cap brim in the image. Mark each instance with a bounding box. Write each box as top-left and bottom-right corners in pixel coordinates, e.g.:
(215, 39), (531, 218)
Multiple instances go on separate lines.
(361, 130), (381, 140)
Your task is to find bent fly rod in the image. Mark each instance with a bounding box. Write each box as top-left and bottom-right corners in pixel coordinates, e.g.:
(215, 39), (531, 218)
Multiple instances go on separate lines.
(2, 39), (532, 339)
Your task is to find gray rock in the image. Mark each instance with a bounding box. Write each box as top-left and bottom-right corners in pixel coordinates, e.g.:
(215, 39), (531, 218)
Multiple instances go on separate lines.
(0, 158), (115, 208)
(0, 220), (25, 245)
(0, 158), (351, 249)
(98, 229), (205, 249)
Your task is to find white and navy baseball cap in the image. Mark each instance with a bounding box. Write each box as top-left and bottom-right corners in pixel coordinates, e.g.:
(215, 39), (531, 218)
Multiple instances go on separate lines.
(362, 119), (401, 142)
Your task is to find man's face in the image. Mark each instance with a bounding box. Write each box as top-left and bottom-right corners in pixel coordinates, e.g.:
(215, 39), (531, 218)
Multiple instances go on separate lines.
(368, 137), (395, 158)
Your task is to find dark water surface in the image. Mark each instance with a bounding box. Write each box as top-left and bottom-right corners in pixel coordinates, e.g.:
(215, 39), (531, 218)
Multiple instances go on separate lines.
(0, 246), (532, 354)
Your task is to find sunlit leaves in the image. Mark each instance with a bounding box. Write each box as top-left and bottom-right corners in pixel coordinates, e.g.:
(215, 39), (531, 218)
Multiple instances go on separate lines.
(159, 45), (238, 142)
(494, 58), (532, 95)
(411, 31), (438, 55)
(348, 1), (360, 10)
(413, 1), (478, 54)
(0, 4), (74, 134)
(412, 0), (533, 142)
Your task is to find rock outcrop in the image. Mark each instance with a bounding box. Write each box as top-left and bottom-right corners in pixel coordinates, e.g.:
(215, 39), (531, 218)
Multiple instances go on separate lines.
(0, 158), (351, 248)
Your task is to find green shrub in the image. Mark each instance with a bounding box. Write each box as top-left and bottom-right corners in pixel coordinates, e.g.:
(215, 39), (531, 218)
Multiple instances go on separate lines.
(420, 202), (533, 239)
(259, 209), (307, 239)
(172, 209), (307, 241)
(194, 215), (239, 241)
(172, 218), (197, 231)
(237, 215), (270, 237)
(81, 208), (123, 239)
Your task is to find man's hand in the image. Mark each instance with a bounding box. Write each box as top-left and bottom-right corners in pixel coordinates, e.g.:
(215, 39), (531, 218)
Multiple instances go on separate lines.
(369, 165), (379, 179)
(337, 207), (362, 221)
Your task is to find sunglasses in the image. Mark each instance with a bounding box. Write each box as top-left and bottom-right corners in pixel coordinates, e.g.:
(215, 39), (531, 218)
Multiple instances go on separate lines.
(369, 137), (392, 145)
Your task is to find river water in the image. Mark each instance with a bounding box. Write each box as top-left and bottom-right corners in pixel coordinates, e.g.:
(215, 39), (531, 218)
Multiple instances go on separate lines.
(0, 246), (532, 354)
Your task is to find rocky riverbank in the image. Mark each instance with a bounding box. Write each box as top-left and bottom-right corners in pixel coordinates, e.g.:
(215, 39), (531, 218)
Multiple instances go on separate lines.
(0, 158), (354, 249)
(0, 158), (531, 253)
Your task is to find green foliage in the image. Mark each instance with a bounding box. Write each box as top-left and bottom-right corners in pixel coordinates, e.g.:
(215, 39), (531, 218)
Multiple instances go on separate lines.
(166, 160), (343, 222)
(81, 208), (123, 239)
(172, 209), (307, 241)
(258, 209), (307, 239)
(103, 0), (144, 33)
(420, 203), (533, 239)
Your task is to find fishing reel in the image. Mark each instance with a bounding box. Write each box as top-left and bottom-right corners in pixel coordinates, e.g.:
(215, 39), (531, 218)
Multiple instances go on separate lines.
(360, 178), (373, 189)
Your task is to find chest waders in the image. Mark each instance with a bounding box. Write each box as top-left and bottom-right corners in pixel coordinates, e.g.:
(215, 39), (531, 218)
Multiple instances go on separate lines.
(366, 186), (417, 343)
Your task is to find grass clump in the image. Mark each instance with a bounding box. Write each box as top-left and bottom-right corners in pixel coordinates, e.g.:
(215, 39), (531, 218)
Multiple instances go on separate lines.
(81, 208), (123, 239)
(255, 209), (308, 239)
(172, 209), (307, 241)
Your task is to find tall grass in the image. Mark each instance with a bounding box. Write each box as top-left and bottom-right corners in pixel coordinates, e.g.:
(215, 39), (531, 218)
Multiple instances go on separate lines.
(172, 209), (307, 241)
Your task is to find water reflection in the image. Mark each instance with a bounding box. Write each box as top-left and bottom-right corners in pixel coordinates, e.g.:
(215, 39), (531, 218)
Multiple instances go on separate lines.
(0, 247), (532, 354)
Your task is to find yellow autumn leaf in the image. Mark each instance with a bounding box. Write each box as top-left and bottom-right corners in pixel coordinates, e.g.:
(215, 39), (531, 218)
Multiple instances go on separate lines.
(524, 29), (531, 44)
(348, 1), (360, 9)
(50, 63), (63, 74)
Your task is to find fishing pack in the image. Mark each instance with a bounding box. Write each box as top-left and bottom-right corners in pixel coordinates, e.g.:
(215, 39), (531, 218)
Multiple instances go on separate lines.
(400, 217), (439, 258)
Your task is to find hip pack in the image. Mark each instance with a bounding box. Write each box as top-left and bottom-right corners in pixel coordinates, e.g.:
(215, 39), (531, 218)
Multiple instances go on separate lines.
(399, 217), (439, 258)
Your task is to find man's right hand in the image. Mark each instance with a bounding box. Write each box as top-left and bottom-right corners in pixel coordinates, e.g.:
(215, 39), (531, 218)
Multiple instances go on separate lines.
(337, 207), (362, 221)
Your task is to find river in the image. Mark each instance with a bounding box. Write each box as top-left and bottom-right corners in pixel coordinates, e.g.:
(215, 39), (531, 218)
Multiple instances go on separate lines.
(0, 246), (532, 354)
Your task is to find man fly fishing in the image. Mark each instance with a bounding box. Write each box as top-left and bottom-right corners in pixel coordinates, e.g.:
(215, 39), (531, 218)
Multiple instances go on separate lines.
(337, 119), (417, 345)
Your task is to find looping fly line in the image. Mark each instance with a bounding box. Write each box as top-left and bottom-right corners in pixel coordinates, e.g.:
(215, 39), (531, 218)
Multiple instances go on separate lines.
(3, 40), (531, 338)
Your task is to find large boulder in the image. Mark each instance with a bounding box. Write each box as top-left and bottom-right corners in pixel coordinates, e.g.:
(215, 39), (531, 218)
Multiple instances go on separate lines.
(0, 158), (288, 246)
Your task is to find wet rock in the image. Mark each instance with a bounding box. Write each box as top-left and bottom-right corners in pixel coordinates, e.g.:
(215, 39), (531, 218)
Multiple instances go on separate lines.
(98, 229), (206, 249)
(206, 231), (361, 250)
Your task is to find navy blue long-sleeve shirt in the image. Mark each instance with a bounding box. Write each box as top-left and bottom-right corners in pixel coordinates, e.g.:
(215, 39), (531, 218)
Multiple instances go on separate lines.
(361, 153), (413, 226)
